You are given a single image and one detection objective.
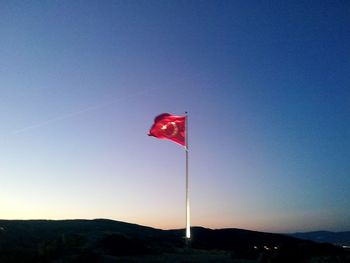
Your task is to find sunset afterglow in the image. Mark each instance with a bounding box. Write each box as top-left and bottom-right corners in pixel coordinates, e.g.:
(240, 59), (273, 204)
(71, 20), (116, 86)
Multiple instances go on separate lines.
(1, 1), (349, 233)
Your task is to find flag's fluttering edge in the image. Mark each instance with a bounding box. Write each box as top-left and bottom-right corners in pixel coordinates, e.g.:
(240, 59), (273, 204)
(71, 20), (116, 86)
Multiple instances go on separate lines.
(148, 113), (186, 146)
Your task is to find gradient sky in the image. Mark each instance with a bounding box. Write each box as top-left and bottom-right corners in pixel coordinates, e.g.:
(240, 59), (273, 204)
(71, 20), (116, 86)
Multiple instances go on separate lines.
(1, 1), (349, 233)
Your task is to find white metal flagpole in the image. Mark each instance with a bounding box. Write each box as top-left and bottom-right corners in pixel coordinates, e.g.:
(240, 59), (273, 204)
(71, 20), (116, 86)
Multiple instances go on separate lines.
(185, 112), (190, 239)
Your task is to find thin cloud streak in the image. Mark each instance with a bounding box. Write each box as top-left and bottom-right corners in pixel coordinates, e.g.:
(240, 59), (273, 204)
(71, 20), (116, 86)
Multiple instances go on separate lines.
(12, 89), (156, 135)
(12, 72), (204, 135)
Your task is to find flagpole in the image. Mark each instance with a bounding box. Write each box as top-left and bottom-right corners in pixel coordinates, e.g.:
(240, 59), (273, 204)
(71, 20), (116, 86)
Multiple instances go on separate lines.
(185, 111), (190, 239)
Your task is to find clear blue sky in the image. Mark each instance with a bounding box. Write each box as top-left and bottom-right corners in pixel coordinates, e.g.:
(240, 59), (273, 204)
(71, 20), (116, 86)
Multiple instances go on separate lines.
(1, 0), (349, 233)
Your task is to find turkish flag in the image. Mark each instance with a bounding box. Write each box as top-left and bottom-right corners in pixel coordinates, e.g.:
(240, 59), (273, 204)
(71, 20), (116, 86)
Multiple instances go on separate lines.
(148, 113), (186, 146)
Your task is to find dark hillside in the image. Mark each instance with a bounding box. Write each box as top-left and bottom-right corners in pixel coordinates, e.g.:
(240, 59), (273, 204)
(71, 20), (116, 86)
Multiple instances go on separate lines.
(170, 227), (347, 262)
(290, 231), (350, 246)
(0, 219), (165, 263)
(0, 219), (349, 263)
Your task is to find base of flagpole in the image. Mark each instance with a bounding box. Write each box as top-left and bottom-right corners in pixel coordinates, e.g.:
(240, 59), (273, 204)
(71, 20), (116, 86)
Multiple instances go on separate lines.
(184, 235), (191, 251)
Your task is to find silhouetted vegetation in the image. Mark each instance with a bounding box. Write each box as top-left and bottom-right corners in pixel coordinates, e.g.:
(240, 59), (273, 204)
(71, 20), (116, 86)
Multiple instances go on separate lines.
(0, 219), (349, 262)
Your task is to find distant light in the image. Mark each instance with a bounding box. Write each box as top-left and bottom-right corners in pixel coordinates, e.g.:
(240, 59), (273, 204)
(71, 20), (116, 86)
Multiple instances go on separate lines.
(274, 246), (278, 250)
(264, 246), (270, 250)
(254, 246), (258, 249)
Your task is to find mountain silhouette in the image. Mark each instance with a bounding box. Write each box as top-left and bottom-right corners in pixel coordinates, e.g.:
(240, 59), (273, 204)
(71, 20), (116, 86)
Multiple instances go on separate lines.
(0, 219), (349, 262)
(290, 231), (350, 246)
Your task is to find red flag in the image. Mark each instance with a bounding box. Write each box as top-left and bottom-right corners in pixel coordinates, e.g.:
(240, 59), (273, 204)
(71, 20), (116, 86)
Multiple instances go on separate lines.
(148, 113), (186, 146)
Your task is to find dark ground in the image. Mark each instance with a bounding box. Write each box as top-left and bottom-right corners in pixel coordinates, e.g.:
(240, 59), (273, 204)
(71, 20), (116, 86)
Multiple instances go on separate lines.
(0, 219), (349, 263)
